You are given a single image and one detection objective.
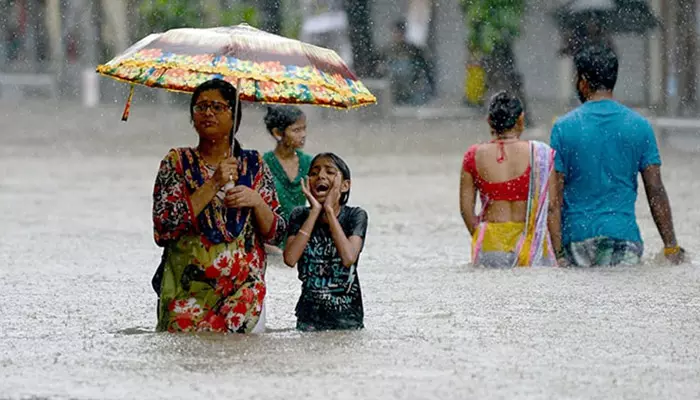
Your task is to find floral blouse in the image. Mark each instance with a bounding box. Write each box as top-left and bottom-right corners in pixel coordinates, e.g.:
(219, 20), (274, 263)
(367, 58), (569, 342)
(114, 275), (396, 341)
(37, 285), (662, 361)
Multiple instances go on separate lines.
(152, 144), (286, 333)
(153, 145), (286, 246)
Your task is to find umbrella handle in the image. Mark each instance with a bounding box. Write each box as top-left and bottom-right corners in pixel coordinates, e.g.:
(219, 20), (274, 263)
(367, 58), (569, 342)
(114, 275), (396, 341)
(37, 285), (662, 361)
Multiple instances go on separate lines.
(225, 79), (241, 195)
(121, 84), (135, 122)
(231, 78), (242, 156)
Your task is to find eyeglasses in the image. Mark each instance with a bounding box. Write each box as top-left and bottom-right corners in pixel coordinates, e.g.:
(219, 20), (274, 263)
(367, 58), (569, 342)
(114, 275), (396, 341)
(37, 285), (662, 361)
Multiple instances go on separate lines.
(193, 102), (231, 114)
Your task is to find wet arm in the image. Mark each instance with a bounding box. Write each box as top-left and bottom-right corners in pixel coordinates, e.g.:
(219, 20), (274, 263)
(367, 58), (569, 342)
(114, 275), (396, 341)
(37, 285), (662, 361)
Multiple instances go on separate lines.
(641, 165), (678, 248)
(547, 172), (564, 256)
(459, 171), (478, 235)
(326, 209), (364, 268)
(549, 125), (566, 258)
(283, 209), (322, 267)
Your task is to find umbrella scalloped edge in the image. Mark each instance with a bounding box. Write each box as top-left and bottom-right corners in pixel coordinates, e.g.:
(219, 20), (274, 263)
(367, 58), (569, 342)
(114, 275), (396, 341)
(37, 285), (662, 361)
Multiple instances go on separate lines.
(96, 67), (377, 109)
(95, 57), (377, 108)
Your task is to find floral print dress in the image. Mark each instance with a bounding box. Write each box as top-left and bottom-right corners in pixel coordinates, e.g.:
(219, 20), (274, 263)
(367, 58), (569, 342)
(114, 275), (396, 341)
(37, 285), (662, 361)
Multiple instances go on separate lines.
(153, 144), (286, 333)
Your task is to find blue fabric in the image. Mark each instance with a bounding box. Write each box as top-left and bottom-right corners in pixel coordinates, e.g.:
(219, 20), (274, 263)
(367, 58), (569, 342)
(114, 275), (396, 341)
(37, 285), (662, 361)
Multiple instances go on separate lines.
(550, 100), (661, 245)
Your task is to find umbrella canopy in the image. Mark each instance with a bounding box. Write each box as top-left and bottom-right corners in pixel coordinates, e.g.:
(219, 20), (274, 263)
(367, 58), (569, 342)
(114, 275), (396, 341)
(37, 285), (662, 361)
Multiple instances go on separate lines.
(552, 0), (659, 35)
(96, 24), (376, 119)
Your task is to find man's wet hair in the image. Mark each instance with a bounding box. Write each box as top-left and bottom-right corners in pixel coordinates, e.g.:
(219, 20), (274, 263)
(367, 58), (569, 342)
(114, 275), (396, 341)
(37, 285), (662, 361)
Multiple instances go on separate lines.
(310, 152), (352, 205)
(487, 91), (523, 134)
(574, 45), (619, 92)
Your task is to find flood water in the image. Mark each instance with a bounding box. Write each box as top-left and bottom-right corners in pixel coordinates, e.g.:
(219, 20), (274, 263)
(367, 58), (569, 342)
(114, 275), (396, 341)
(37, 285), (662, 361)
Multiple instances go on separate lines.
(1, 101), (699, 399)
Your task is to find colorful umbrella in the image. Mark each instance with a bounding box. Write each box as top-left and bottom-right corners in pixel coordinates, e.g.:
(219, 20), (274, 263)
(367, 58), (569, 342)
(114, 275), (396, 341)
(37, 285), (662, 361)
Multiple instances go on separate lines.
(96, 23), (377, 120)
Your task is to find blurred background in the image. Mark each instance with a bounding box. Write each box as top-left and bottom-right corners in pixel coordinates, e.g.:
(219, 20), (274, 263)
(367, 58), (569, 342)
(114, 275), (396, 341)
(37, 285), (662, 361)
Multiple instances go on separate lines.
(0, 0), (697, 124)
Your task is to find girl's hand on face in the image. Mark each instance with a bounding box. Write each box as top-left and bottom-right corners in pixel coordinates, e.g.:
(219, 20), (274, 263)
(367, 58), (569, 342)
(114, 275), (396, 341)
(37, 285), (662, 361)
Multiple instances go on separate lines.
(323, 175), (342, 210)
(301, 177), (322, 211)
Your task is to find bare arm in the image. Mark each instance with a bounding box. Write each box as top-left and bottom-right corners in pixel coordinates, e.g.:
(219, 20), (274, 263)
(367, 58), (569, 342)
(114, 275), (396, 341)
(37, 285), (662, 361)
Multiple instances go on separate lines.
(548, 171), (564, 258)
(325, 207), (365, 268)
(459, 171), (478, 236)
(641, 165), (678, 248)
(283, 208), (322, 267)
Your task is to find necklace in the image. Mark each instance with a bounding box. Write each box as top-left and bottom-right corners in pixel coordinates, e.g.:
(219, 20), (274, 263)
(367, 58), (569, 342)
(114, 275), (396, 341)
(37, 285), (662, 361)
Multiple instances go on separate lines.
(198, 147), (230, 170)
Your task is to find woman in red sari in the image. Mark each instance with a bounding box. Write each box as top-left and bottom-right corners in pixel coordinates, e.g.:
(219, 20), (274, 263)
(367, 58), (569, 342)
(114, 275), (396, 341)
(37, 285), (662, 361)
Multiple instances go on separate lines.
(460, 91), (559, 267)
(152, 79), (286, 333)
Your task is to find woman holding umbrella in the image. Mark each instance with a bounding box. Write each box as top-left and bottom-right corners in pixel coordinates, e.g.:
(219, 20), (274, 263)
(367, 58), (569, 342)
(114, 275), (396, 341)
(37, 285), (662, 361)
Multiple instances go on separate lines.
(97, 24), (377, 332)
(152, 79), (286, 333)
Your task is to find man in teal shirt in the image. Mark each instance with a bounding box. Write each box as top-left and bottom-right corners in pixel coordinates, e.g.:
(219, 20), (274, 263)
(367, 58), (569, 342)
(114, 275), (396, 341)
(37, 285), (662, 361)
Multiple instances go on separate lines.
(549, 45), (685, 266)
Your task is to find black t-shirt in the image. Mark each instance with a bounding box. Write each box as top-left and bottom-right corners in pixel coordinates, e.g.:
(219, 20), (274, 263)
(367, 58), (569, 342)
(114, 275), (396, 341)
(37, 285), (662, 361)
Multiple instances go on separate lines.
(287, 205), (369, 331)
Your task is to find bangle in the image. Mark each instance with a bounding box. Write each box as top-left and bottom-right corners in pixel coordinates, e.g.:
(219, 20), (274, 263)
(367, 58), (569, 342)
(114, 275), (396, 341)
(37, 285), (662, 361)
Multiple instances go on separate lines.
(298, 230), (310, 237)
(555, 248), (567, 259)
(664, 245), (682, 256)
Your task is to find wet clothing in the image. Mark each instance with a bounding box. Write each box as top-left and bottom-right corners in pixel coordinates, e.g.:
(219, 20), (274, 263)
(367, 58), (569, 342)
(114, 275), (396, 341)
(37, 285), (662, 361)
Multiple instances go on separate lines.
(153, 146), (286, 333)
(472, 221), (532, 267)
(288, 205), (369, 331)
(463, 144), (531, 202)
(551, 100), (660, 260)
(563, 237), (643, 267)
(467, 141), (557, 267)
(262, 150), (313, 248)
